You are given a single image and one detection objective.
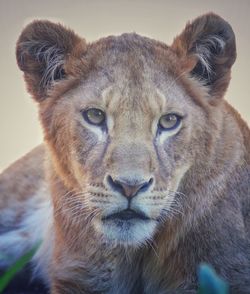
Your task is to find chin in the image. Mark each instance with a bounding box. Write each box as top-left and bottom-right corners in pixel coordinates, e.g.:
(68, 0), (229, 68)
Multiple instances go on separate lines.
(93, 218), (157, 247)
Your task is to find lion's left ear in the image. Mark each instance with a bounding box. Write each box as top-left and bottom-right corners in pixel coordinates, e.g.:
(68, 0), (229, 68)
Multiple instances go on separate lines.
(171, 13), (236, 99)
(16, 20), (87, 102)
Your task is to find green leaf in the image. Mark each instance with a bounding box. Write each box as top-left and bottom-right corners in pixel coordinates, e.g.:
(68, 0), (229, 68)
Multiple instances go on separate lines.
(0, 243), (40, 293)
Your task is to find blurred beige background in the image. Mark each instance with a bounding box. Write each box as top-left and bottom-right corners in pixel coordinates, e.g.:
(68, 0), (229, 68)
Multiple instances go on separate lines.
(0, 0), (249, 171)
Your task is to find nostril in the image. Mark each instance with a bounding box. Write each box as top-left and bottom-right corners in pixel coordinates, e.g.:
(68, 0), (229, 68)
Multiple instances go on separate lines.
(107, 175), (154, 198)
(139, 177), (154, 193)
(107, 175), (124, 194)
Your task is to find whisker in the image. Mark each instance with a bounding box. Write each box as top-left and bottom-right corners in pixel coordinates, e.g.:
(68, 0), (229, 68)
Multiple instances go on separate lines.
(146, 239), (159, 259)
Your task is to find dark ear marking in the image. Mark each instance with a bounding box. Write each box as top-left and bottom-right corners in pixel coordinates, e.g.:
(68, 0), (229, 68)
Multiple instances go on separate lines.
(16, 20), (86, 101)
(171, 13), (236, 98)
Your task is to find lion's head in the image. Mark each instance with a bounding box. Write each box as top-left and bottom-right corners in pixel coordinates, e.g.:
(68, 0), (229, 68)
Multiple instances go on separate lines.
(16, 13), (236, 246)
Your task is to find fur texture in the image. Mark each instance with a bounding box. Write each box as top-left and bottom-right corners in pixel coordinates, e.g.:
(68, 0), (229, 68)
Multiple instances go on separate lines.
(0, 13), (250, 293)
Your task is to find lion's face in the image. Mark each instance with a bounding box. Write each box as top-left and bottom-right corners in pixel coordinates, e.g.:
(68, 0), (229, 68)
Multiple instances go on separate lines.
(43, 40), (209, 246)
(16, 15), (236, 246)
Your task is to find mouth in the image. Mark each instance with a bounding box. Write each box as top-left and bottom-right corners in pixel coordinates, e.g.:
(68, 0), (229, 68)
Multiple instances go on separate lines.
(103, 209), (150, 221)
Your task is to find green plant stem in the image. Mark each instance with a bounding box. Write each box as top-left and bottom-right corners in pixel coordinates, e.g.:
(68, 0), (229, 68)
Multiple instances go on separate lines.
(0, 245), (40, 293)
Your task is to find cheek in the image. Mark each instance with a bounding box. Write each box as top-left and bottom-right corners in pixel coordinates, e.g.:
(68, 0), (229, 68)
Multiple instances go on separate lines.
(74, 123), (99, 164)
(152, 128), (193, 190)
(156, 132), (190, 169)
(71, 125), (109, 182)
(165, 121), (200, 161)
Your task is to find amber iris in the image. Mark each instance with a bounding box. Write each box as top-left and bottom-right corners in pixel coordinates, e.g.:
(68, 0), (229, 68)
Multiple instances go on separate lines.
(159, 113), (182, 130)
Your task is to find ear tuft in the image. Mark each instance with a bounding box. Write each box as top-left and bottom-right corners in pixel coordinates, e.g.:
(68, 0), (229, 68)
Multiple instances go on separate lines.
(16, 20), (86, 101)
(191, 33), (226, 83)
(19, 39), (66, 87)
(171, 13), (236, 98)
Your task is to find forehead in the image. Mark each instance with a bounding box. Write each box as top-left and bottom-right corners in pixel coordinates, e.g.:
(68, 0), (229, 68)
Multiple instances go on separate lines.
(68, 33), (195, 113)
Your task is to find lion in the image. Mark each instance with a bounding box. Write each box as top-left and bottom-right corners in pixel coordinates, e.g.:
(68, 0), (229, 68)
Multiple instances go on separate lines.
(0, 12), (250, 293)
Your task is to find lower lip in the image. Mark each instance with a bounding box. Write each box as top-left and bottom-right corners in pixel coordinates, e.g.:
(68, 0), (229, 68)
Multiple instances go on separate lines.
(103, 212), (150, 221)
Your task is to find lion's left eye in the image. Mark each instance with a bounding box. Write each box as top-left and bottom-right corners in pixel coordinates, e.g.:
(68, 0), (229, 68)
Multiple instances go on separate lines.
(82, 108), (106, 126)
(158, 113), (182, 130)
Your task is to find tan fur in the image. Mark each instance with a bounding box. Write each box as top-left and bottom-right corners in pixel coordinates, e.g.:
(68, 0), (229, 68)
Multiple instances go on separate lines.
(1, 13), (250, 293)
(0, 145), (45, 218)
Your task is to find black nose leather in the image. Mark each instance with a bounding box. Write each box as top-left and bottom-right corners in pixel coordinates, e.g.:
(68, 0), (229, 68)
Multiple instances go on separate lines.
(107, 175), (153, 198)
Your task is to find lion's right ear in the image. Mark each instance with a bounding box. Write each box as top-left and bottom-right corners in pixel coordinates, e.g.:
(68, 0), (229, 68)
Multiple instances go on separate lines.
(16, 20), (87, 102)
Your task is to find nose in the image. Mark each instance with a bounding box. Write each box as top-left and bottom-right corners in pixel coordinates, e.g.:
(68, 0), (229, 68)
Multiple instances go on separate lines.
(107, 175), (153, 198)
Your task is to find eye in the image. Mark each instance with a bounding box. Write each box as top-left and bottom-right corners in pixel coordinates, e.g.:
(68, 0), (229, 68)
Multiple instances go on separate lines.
(158, 113), (182, 130)
(82, 108), (106, 126)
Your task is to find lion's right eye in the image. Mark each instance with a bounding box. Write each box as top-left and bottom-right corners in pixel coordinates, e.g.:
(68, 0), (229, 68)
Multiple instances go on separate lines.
(82, 108), (106, 126)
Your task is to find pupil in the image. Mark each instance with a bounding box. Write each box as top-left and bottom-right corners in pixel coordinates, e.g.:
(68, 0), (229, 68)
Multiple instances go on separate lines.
(90, 110), (100, 117)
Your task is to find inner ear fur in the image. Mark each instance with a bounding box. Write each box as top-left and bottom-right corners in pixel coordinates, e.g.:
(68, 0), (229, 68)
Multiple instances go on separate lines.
(16, 20), (87, 101)
(171, 13), (236, 99)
